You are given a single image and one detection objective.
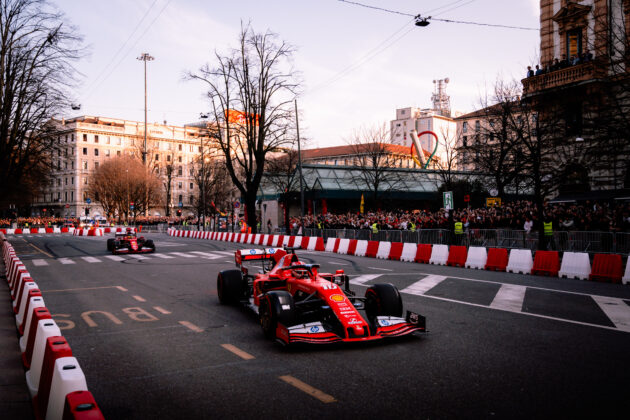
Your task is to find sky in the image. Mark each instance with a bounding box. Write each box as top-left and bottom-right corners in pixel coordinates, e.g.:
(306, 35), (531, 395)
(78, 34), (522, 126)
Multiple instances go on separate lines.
(55, 0), (541, 148)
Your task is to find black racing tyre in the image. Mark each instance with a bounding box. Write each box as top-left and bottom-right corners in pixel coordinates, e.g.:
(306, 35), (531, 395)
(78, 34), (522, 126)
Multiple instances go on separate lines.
(217, 269), (244, 305)
(365, 283), (403, 318)
(107, 238), (115, 251)
(145, 239), (156, 253)
(259, 291), (295, 339)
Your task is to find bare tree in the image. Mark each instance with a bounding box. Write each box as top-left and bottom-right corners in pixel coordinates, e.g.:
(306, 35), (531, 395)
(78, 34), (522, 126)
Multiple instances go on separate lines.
(162, 164), (174, 217)
(432, 124), (460, 192)
(88, 156), (161, 222)
(192, 155), (232, 220)
(0, 0), (83, 209)
(345, 123), (404, 209)
(264, 148), (301, 233)
(187, 23), (300, 232)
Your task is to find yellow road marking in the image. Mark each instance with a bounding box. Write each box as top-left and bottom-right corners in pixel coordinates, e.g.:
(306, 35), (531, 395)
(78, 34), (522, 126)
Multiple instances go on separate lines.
(153, 306), (171, 314)
(221, 344), (255, 360)
(132, 295), (146, 302)
(45, 286), (122, 293)
(29, 243), (54, 258)
(278, 375), (337, 403)
(179, 321), (203, 333)
(116, 286), (128, 292)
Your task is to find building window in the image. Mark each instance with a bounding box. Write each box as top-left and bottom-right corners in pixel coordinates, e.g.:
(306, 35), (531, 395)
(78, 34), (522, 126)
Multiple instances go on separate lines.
(178, 194), (183, 203)
(65, 191), (68, 201)
(189, 182), (193, 189)
(94, 162), (99, 169)
(189, 195), (194, 204)
(94, 149), (99, 156)
(82, 147), (87, 155)
(167, 155), (171, 162)
(116, 150), (121, 156)
(155, 153), (159, 161)
(462, 122), (468, 133)
(83, 134), (87, 142)
(57, 192), (60, 200)
(105, 149), (110, 157)
(83, 177), (87, 185)
(178, 182), (182, 189)
(178, 166), (182, 176)
(71, 191), (74, 201)
(82, 161), (88, 170)
(64, 178), (68, 185)
(106, 136), (110, 144)
(94, 135), (99, 143)
(71, 177), (74, 185)
(178, 144), (182, 151)
(178, 156), (182, 163)
(71, 134), (75, 142)
(475, 120), (480, 131)
(71, 161), (75, 169)
(566, 29), (582, 58)
(462, 136), (468, 147)
(189, 168), (193, 176)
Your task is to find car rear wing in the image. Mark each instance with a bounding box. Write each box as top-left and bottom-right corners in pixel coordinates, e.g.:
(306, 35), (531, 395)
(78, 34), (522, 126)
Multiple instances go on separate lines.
(235, 248), (283, 266)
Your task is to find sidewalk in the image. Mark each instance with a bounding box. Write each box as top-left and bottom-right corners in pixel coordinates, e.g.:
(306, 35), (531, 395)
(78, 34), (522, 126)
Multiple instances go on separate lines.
(0, 263), (34, 419)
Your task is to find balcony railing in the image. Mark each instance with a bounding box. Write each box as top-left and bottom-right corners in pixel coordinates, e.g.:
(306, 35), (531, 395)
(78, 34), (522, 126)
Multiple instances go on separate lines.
(522, 62), (600, 96)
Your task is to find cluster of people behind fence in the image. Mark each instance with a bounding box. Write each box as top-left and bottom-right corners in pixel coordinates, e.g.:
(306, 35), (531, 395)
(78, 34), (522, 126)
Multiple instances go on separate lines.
(293, 200), (630, 233)
(526, 51), (594, 77)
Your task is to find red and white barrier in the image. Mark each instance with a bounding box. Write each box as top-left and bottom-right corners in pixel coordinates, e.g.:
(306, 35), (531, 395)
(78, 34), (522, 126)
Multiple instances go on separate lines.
(429, 245), (449, 265)
(18, 294), (45, 335)
(375, 242), (391, 259)
(21, 307), (52, 366)
(25, 320), (62, 396)
(623, 257), (630, 285)
(337, 239), (350, 254)
(43, 357), (88, 420)
(559, 252), (591, 280)
(400, 243), (417, 262)
(63, 390), (105, 420)
(506, 249), (533, 274)
(465, 247), (487, 269)
(325, 238), (338, 253)
(388, 242), (404, 260)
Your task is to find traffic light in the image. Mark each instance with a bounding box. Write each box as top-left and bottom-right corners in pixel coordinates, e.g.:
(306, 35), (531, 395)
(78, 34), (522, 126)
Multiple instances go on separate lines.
(177, 209), (182, 216)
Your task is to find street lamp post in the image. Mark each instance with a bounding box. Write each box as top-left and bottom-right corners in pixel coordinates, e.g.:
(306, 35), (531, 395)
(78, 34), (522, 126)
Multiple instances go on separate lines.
(138, 53), (154, 218)
(294, 99), (305, 234)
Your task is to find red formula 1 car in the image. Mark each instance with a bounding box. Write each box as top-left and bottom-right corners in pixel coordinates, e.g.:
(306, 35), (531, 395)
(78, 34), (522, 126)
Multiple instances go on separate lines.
(107, 230), (155, 254)
(217, 247), (426, 345)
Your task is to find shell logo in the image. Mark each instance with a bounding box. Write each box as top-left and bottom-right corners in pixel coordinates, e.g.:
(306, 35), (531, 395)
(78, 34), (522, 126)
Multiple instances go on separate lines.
(330, 294), (345, 302)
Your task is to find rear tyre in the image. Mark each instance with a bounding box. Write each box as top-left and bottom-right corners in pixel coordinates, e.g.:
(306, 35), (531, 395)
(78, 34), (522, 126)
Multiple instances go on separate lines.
(217, 269), (244, 305)
(145, 239), (156, 253)
(259, 291), (295, 339)
(365, 283), (403, 318)
(107, 238), (114, 251)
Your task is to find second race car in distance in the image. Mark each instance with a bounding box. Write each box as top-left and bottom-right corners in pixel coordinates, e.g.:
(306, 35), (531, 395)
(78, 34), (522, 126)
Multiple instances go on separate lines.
(107, 229), (156, 254)
(217, 247), (426, 345)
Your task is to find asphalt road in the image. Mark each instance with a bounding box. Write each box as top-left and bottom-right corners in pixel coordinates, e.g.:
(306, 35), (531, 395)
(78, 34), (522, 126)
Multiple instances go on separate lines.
(6, 232), (630, 419)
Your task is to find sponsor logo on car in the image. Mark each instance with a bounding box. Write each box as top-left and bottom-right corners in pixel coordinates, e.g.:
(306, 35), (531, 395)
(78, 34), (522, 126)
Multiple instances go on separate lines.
(348, 318), (362, 325)
(330, 294), (345, 302)
(310, 326), (319, 333)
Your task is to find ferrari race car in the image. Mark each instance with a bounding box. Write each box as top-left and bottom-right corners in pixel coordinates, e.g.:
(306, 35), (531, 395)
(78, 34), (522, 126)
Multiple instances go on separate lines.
(107, 230), (155, 254)
(217, 247), (426, 345)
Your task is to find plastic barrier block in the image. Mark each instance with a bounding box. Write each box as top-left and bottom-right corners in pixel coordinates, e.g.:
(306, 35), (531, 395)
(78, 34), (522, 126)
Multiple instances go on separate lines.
(31, 228), (38, 234)
(589, 254), (623, 283)
(63, 390), (105, 420)
(307, 237), (319, 251)
(13, 278), (35, 312)
(21, 307), (52, 367)
(15, 228), (23, 234)
(15, 284), (39, 322)
(354, 240), (368, 257)
(376, 242), (391, 259)
(248, 234), (256, 244)
(429, 245), (449, 265)
(400, 243), (418, 262)
(531, 250), (560, 277)
(258, 234), (267, 245)
(485, 248), (508, 271)
(506, 249), (533, 274)
(314, 237), (325, 251)
(347, 239), (358, 256)
(337, 239), (350, 254)
(325, 238), (338, 253)
(287, 236), (298, 247)
(447, 246), (467, 267)
(275, 235), (284, 247)
(300, 236), (310, 249)
(388, 242), (404, 261)
(43, 357), (88, 420)
(45, 228), (53, 234)
(365, 241), (380, 258)
(623, 256), (630, 285)
(33, 337), (74, 420)
(465, 247), (487, 269)
(25, 319), (61, 397)
(19, 295), (45, 335)
(10, 267), (28, 294)
(265, 235), (274, 246)
(559, 252), (591, 280)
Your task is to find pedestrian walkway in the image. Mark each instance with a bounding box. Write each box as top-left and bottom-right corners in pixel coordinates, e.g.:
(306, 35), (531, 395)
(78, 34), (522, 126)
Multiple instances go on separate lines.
(0, 262), (33, 419)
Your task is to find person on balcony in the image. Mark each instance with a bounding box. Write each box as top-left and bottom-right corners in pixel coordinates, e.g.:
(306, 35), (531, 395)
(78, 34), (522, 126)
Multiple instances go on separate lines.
(535, 65), (543, 75)
(526, 66), (534, 77)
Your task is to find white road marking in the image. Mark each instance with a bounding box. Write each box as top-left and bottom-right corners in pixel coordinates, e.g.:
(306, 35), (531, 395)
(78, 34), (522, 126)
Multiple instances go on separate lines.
(368, 267), (393, 271)
(329, 262), (348, 265)
(58, 258), (76, 265)
(190, 251), (222, 259)
(169, 252), (197, 258)
(32, 259), (48, 266)
(116, 286), (128, 291)
(81, 256), (101, 263)
(490, 284), (527, 312)
(153, 306), (171, 314)
(127, 254), (149, 260)
(105, 255), (126, 261)
(151, 253), (175, 259)
(132, 295), (146, 302)
(349, 274), (382, 285)
(592, 296), (630, 332)
(213, 251), (236, 256)
(401, 275), (448, 295)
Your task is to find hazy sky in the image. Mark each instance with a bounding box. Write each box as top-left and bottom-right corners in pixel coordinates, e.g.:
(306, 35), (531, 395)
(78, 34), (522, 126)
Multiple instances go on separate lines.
(56, 0), (540, 148)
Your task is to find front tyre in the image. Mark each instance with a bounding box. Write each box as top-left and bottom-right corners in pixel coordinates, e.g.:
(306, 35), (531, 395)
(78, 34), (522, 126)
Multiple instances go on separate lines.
(107, 238), (114, 251)
(365, 283), (403, 318)
(217, 269), (244, 305)
(259, 291), (295, 339)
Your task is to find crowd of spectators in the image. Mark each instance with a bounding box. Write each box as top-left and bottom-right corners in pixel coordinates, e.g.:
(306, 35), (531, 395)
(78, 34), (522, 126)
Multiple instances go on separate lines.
(526, 51), (594, 77)
(292, 200), (630, 233)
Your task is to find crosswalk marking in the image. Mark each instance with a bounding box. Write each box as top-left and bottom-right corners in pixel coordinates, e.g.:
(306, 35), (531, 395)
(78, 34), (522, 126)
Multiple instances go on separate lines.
(490, 284), (527, 312)
(152, 253), (175, 259)
(190, 251), (222, 259)
(81, 256), (101, 263)
(592, 296), (630, 332)
(213, 251), (236, 256)
(401, 275), (448, 295)
(349, 274), (382, 285)
(169, 252), (197, 258)
(105, 255), (126, 261)
(58, 258), (75, 265)
(127, 254), (149, 260)
(32, 259), (48, 266)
